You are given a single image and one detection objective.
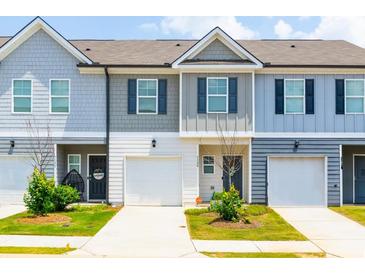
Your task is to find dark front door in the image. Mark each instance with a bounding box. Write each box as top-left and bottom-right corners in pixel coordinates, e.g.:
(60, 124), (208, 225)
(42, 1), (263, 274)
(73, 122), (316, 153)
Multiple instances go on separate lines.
(89, 155), (107, 200)
(354, 156), (365, 203)
(222, 156), (243, 198)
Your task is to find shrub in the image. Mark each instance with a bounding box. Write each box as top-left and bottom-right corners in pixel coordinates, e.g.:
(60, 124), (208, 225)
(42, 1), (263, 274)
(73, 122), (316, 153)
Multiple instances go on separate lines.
(23, 168), (55, 215)
(210, 185), (242, 222)
(212, 191), (223, 200)
(52, 185), (80, 211)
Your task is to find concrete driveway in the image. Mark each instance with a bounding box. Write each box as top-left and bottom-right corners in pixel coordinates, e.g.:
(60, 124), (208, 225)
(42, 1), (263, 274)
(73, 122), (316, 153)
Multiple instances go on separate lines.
(274, 207), (365, 258)
(0, 204), (25, 219)
(76, 206), (200, 258)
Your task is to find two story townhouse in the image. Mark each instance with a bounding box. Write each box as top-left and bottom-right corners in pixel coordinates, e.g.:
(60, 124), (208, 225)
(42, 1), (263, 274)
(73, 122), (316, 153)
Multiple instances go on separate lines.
(1, 17), (365, 207)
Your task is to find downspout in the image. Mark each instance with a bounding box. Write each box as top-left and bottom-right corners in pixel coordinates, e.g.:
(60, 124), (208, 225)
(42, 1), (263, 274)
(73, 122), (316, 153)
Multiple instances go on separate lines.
(104, 66), (110, 204)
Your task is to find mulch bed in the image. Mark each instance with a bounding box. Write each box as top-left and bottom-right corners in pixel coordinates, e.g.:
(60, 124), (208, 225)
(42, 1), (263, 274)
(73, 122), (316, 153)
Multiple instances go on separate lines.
(17, 214), (72, 225)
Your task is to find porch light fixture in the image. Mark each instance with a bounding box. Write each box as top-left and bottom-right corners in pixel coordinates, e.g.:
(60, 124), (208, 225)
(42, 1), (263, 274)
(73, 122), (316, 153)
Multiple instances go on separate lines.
(152, 139), (156, 148)
(10, 140), (15, 148)
(294, 140), (299, 148)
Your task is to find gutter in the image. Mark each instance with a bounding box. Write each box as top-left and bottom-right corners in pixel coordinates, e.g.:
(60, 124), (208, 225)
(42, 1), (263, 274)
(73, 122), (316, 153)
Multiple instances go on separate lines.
(104, 66), (110, 204)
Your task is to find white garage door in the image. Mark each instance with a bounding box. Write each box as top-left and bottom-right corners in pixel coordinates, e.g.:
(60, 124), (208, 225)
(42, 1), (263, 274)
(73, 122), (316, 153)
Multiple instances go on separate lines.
(268, 156), (326, 207)
(0, 156), (33, 205)
(126, 157), (182, 206)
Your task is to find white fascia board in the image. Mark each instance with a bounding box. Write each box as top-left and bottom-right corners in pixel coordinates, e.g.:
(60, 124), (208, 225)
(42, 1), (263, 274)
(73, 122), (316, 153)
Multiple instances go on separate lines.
(172, 27), (262, 68)
(0, 131), (106, 138)
(0, 17), (92, 64)
(177, 64), (261, 70)
(179, 131), (254, 138)
(254, 132), (365, 138)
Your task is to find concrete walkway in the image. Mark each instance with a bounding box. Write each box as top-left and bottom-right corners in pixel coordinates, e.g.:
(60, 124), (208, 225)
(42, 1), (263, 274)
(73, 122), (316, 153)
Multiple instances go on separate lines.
(73, 206), (200, 258)
(0, 235), (90, 248)
(0, 204), (25, 219)
(193, 240), (321, 253)
(274, 207), (365, 258)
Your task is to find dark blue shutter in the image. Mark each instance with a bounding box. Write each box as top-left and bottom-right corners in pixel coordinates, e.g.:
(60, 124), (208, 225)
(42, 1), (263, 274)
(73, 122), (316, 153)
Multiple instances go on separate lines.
(158, 79), (167, 114)
(128, 79), (137, 114)
(197, 78), (206, 113)
(275, 79), (284, 114)
(228, 78), (238, 113)
(305, 79), (315, 114)
(336, 79), (345, 114)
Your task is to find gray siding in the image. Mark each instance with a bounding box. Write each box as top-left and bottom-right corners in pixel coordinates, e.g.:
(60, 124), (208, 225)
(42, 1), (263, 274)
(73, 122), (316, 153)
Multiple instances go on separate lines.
(181, 73), (252, 132)
(0, 29), (106, 133)
(110, 74), (179, 132)
(252, 138), (341, 206)
(194, 39), (241, 60)
(255, 74), (365, 133)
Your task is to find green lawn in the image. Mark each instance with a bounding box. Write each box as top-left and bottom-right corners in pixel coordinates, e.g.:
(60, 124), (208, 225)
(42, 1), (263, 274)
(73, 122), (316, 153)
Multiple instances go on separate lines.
(330, 206), (365, 226)
(0, 205), (120, 236)
(0, 246), (76, 254)
(185, 207), (306, 241)
(202, 252), (326, 258)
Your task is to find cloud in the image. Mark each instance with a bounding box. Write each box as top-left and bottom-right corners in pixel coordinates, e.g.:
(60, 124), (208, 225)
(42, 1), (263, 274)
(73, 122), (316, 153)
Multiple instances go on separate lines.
(274, 19), (306, 39)
(140, 16), (257, 39)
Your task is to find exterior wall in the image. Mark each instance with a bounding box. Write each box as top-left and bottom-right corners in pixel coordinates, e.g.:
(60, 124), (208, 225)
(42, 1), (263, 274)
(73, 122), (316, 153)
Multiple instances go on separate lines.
(108, 134), (198, 204)
(199, 144), (249, 202)
(181, 73), (253, 132)
(110, 74), (179, 132)
(251, 138), (341, 206)
(255, 74), (365, 133)
(193, 39), (241, 61)
(0, 29), (106, 134)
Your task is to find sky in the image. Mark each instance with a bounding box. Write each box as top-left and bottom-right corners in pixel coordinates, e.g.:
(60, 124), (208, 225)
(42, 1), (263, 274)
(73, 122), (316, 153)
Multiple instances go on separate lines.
(0, 16), (365, 47)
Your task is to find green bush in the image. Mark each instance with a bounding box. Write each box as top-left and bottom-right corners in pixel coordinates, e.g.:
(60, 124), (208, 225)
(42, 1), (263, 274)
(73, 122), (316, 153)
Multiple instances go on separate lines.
(184, 208), (209, 215)
(23, 168), (55, 215)
(243, 204), (269, 216)
(212, 191), (223, 200)
(53, 185), (80, 211)
(210, 185), (242, 222)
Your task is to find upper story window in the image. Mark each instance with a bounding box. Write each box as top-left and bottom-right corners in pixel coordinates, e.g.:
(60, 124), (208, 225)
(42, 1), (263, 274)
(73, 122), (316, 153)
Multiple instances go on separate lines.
(202, 155), (215, 174)
(207, 77), (228, 113)
(345, 79), (365, 114)
(50, 79), (70, 114)
(68, 154), (81, 172)
(137, 79), (158, 114)
(284, 79), (305, 114)
(13, 79), (32, 113)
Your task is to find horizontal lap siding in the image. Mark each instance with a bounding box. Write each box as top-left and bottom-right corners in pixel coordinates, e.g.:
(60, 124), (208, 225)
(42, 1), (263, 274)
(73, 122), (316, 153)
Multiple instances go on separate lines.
(108, 136), (198, 204)
(252, 138), (341, 206)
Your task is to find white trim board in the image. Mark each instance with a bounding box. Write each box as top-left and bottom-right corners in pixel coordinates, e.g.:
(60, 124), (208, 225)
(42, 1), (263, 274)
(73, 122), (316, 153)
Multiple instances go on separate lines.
(254, 132), (365, 138)
(0, 131), (106, 138)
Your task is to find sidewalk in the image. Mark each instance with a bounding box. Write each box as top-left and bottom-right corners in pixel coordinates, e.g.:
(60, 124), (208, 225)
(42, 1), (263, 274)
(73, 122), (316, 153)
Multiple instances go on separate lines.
(0, 205), (25, 219)
(193, 240), (322, 253)
(0, 235), (91, 248)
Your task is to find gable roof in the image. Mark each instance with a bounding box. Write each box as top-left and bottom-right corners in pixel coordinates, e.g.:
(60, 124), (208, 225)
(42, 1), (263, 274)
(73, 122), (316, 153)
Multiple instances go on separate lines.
(0, 17), (92, 64)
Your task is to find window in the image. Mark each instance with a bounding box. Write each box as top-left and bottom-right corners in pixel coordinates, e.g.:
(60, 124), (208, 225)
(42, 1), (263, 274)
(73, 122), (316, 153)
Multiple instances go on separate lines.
(284, 79), (305, 114)
(203, 156), (215, 175)
(137, 79), (157, 114)
(13, 79), (32, 113)
(345, 79), (365, 114)
(207, 77), (228, 113)
(68, 154), (81, 172)
(50, 79), (70, 113)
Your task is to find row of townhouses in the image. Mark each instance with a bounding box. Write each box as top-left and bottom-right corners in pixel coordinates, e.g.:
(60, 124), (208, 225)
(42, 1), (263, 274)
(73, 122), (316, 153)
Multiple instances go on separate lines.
(1, 17), (365, 207)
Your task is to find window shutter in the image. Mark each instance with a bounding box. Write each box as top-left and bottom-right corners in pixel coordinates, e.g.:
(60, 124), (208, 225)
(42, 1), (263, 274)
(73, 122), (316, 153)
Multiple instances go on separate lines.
(197, 78), (207, 113)
(158, 79), (167, 114)
(305, 79), (315, 114)
(228, 77), (238, 113)
(336, 79), (345, 114)
(128, 79), (137, 114)
(275, 79), (284, 114)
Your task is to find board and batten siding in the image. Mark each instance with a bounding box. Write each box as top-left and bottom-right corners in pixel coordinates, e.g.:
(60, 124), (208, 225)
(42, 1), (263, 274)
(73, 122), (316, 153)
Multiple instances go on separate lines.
(108, 136), (199, 204)
(0, 29), (106, 134)
(193, 39), (241, 61)
(251, 138), (341, 206)
(255, 74), (365, 133)
(181, 73), (253, 132)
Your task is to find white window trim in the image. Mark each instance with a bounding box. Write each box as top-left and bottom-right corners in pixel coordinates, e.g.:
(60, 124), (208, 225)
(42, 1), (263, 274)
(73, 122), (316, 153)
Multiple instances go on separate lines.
(137, 79), (158, 115)
(284, 79), (305, 115)
(68, 154), (81, 172)
(206, 77), (229, 114)
(345, 79), (365, 114)
(49, 79), (71, 114)
(11, 79), (33, 114)
(202, 155), (215, 175)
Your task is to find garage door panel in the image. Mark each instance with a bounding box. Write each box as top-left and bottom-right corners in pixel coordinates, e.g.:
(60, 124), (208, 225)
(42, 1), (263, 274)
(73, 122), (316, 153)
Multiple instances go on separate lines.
(126, 157), (182, 206)
(268, 157), (326, 207)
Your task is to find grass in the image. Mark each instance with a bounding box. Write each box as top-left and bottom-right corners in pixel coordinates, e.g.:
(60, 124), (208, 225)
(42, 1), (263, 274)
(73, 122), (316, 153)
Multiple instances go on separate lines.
(185, 207), (306, 241)
(0, 204), (120, 236)
(202, 252), (326, 258)
(0, 246), (76, 254)
(330, 206), (365, 226)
